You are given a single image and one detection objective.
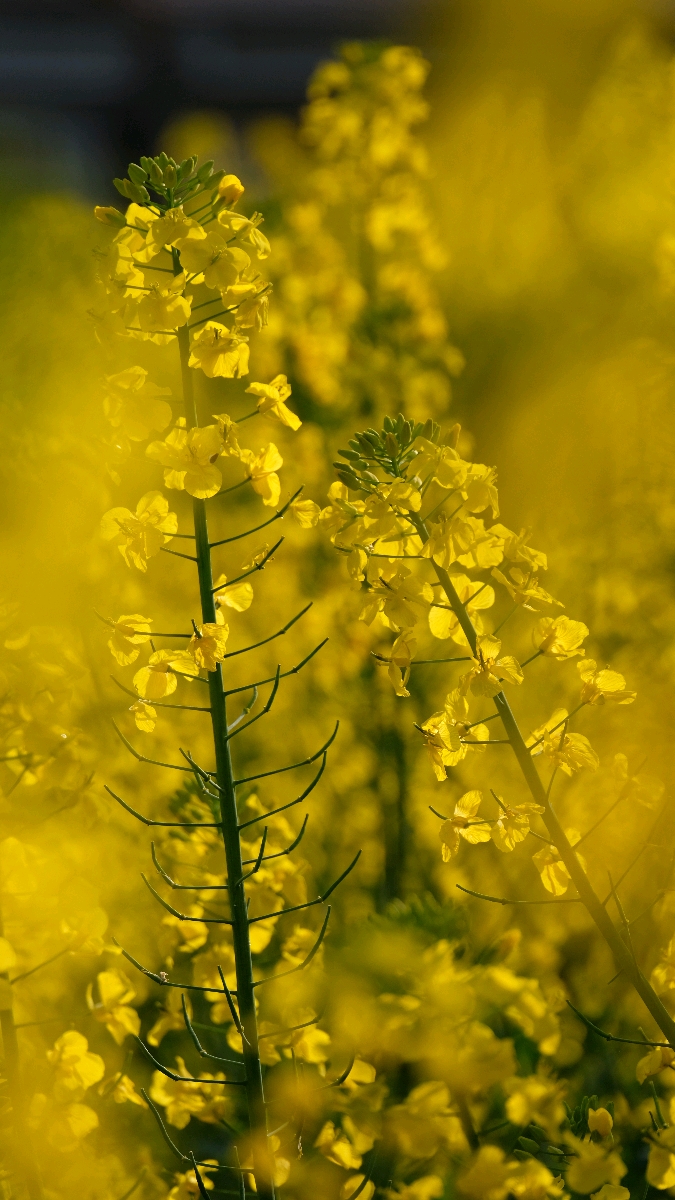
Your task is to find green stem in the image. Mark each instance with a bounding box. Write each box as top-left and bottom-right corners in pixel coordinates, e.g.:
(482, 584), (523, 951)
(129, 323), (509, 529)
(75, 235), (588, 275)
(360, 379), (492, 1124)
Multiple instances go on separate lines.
(175, 313), (275, 1197)
(410, 515), (675, 1045)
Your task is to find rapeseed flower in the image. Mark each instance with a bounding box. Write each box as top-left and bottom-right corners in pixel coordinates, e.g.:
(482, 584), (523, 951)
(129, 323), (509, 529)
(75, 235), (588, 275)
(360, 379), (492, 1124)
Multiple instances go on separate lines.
(188, 322), (250, 378)
(147, 424), (224, 498)
(246, 375), (302, 430)
(438, 790), (491, 859)
(100, 490), (177, 570)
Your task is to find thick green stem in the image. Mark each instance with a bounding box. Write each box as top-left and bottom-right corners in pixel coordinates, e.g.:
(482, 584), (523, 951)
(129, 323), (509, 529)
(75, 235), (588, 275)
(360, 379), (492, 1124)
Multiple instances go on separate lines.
(176, 319), (275, 1197)
(412, 514), (675, 1045)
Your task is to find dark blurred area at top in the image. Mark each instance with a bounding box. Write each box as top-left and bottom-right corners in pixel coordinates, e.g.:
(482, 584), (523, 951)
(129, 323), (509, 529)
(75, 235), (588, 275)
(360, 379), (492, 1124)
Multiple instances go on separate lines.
(0, 0), (428, 200)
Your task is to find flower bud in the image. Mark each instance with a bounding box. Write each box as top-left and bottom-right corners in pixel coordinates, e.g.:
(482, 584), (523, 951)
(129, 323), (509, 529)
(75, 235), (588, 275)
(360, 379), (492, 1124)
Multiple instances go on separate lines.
(218, 174), (245, 205)
(163, 164), (177, 187)
(128, 162), (148, 185)
(587, 1107), (613, 1137)
(384, 433), (399, 459)
(94, 206), (126, 227)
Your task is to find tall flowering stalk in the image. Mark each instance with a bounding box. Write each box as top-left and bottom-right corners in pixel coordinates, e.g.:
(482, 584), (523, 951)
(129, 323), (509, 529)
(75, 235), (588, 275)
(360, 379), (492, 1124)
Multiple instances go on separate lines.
(94, 155), (352, 1199)
(322, 413), (675, 1184)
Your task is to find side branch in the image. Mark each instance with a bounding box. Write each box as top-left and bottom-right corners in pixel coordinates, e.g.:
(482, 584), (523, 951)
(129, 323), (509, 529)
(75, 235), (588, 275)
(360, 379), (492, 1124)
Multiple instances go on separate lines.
(105, 786), (223, 829)
(223, 606), (312, 660)
(112, 721), (192, 773)
(238, 758), (326, 829)
(223, 639), (328, 697)
(233, 722), (338, 787)
(212, 538), (283, 593)
(210, 487), (304, 548)
(141, 873), (233, 925)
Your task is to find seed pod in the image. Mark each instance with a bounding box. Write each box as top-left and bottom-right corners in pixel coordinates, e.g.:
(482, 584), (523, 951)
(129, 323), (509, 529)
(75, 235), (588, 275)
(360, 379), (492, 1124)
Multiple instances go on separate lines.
(128, 162), (148, 185)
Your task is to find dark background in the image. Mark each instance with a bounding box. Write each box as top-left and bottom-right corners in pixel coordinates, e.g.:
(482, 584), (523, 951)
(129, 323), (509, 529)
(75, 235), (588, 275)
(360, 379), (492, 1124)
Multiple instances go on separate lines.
(0, 0), (430, 199)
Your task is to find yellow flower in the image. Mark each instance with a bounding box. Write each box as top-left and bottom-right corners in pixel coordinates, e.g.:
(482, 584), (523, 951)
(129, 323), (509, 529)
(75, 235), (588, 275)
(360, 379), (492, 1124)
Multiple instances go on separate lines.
(460, 634), (524, 698)
(101, 490), (178, 571)
(239, 444), (283, 507)
(212, 411), (242, 457)
(438, 790), (491, 860)
(635, 1044), (675, 1083)
(420, 689), (488, 780)
(647, 1126), (675, 1191)
(131, 274), (191, 335)
(528, 708), (599, 776)
(106, 613), (152, 665)
(289, 497), (321, 527)
(534, 615), (589, 659)
(590, 1188), (630, 1200)
(492, 566), (562, 610)
(147, 424), (224, 498)
(457, 1145), (511, 1199)
(246, 375), (302, 430)
(218, 174), (245, 204)
(188, 623), (229, 672)
(383, 1179), (443, 1200)
(428, 575), (495, 645)
(578, 659), (636, 705)
(147, 207), (201, 249)
(86, 969), (140, 1045)
(213, 575), (254, 617)
(150, 1059), (233, 1129)
(650, 935), (675, 994)
(492, 798), (544, 852)
(47, 1102), (99, 1152)
(315, 1120), (367, 1169)
(103, 366), (172, 441)
(188, 322), (250, 378)
(130, 701), (156, 732)
(383, 631), (416, 697)
(169, 1166), (217, 1200)
(47, 1031), (105, 1101)
(148, 990), (193, 1047)
(133, 649), (200, 699)
(176, 228), (250, 289)
(108, 1074), (148, 1107)
(504, 1074), (567, 1137)
(564, 1134), (627, 1195)
(587, 1108), (613, 1138)
(232, 284), (270, 330)
(532, 831), (585, 896)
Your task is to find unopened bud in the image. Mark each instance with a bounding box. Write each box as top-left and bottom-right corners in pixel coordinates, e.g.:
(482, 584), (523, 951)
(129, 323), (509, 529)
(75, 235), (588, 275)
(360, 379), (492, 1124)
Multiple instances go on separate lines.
(587, 1107), (613, 1137)
(218, 174), (245, 205)
(384, 433), (399, 459)
(128, 162), (148, 185)
(448, 422), (461, 449)
(94, 206), (126, 227)
(163, 164), (177, 187)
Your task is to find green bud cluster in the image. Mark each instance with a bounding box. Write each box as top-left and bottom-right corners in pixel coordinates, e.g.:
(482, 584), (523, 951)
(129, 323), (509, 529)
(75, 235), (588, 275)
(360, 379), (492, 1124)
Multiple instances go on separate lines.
(113, 153), (227, 210)
(333, 412), (440, 491)
(513, 1123), (570, 1169)
(563, 1094), (613, 1139)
